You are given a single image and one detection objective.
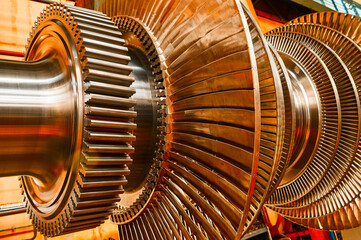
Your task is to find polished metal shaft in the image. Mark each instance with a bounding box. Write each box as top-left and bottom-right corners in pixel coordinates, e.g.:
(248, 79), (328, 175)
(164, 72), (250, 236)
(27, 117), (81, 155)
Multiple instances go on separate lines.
(0, 55), (76, 189)
(1, 0), (360, 237)
(280, 53), (321, 185)
(125, 47), (158, 193)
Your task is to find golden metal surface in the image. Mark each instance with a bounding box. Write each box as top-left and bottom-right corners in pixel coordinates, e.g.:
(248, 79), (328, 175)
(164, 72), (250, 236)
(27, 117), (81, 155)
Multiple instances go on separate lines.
(0, 3), (137, 237)
(104, 0), (284, 239)
(265, 12), (361, 230)
(101, 1), (361, 238)
(2, 0), (361, 239)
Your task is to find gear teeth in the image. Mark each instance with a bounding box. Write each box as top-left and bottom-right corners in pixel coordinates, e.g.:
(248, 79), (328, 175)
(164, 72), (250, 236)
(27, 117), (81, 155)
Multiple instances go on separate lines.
(82, 38), (129, 56)
(85, 106), (136, 118)
(76, 187), (124, 199)
(76, 196), (121, 208)
(86, 68), (134, 85)
(82, 153), (132, 165)
(78, 174), (127, 188)
(84, 143), (134, 153)
(77, 22), (124, 37)
(80, 163), (130, 177)
(80, 29), (126, 45)
(20, 3), (135, 237)
(83, 47), (129, 64)
(85, 118), (136, 130)
(84, 131), (136, 142)
(71, 11), (113, 24)
(73, 16), (118, 31)
(110, 16), (167, 224)
(85, 93), (136, 108)
(84, 81), (135, 97)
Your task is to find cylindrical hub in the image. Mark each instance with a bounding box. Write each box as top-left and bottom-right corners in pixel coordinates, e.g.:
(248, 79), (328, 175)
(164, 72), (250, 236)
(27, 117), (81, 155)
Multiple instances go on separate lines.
(0, 3), (138, 237)
(279, 53), (321, 185)
(0, 55), (76, 190)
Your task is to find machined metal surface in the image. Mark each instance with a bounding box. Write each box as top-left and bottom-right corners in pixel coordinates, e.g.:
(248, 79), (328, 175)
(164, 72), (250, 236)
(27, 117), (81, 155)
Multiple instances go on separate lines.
(265, 12), (361, 230)
(0, 56), (78, 187)
(125, 46), (158, 194)
(0, 203), (26, 217)
(0, 3), (136, 237)
(96, 1), (361, 239)
(100, 0), (285, 239)
(2, 0), (361, 239)
(111, 17), (166, 224)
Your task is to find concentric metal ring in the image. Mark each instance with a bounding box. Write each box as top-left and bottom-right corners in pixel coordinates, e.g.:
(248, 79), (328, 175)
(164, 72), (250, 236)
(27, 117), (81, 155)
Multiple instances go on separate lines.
(20, 3), (135, 236)
(265, 34), (344, 206)
(111, 15), (166, 224)
(265, 13), (361, 230)
(16, 0), (361, 237)
(98, 0), (286, 238)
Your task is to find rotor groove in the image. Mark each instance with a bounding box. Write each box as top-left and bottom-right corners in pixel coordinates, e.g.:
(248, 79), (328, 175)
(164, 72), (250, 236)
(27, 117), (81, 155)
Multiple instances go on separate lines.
(111, 16), (166, 224)
(270, 34), (349, 207)
(263, 13), (361, 229)
(20, 3), (135, 236)
(98, 0), (288, 238)
(268, 29), (360, 210)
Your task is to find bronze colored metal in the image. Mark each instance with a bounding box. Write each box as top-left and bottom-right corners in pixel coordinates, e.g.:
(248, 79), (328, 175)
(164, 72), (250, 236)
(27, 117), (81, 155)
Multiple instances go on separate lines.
(110, 17), (166, 222)
(2, 0), (361, 239)
(264, 12), (361, 230)
(96, 1), (361, 239)
(0, 3), (137, 237)
(105, 0), (285, 239)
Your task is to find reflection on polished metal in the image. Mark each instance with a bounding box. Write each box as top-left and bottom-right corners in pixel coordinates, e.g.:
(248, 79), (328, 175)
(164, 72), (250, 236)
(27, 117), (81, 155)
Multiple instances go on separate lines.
(104, 0), (282, 239)
(125, 47), (158, 193)
(111, 19), (166, 223)
(3, 0), (361, 239)
(265, 13), (361, 230)
(0, 3), (136, 237)
(0, 203), (26, 217)
(0, 56), (77, 187)
(277, 52), (322, 185)
(94, 0), (361, 239)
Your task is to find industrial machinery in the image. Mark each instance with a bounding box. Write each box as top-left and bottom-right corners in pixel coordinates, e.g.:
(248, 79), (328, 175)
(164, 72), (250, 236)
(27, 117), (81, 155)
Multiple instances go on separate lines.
(1, 0), (361, 239)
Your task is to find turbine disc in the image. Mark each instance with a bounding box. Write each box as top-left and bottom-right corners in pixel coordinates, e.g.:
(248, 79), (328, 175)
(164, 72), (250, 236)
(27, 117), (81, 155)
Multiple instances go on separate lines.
(265, 12), (361, 230)
(19, 3), (135, 236)
(98, 0), (286, 238)
(8, 0), (361, 237)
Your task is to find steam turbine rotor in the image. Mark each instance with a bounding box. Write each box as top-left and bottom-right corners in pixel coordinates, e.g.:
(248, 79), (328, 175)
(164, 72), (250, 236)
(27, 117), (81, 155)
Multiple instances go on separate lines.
(1, 1), (361, 239)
